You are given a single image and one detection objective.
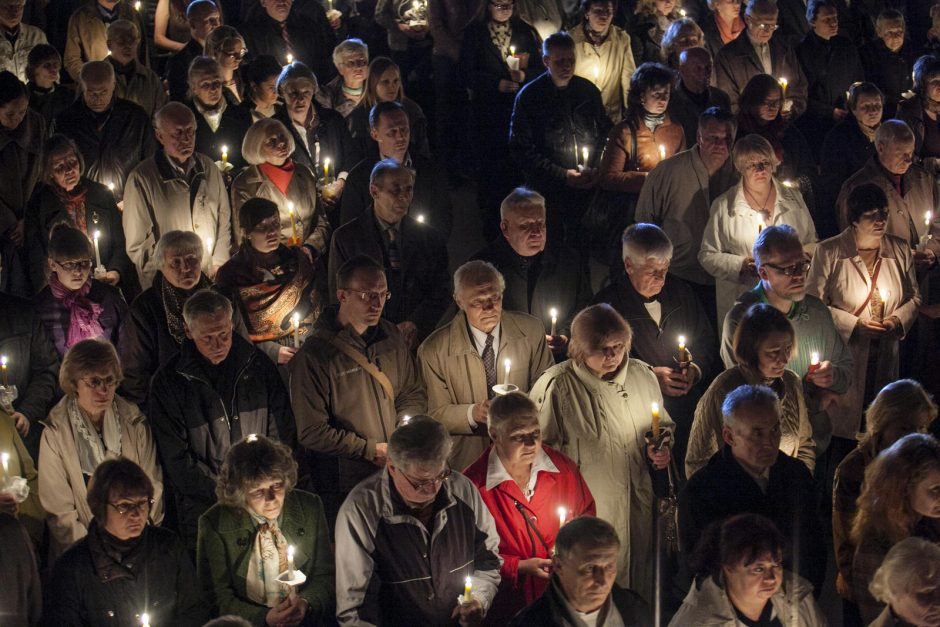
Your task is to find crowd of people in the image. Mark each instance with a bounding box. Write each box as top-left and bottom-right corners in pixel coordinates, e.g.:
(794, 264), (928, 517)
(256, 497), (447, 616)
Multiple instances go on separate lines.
(3, 0), (940, 624)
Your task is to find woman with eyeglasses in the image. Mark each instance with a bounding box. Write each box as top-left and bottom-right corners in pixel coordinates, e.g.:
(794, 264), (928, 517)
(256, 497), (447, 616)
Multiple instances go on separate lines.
(205, 25), (247, 104)
(686, 303), (815, 477)
(316, 38), (370, 119)
(464, 392), (595, 624)
(197, 434), (334, 626)
(186, 55), (254, 172)
(44, 458), (197, 625)
(670, 513), (826, 626)
(530, 303), (672, 604)
(38, 339), (164, 560)
(699, 133), (817, 324)
(806, 183), (920, 484)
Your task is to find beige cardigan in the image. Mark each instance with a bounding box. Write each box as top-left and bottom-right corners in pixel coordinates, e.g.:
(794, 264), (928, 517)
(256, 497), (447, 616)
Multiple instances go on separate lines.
(39, 394), (164, 558)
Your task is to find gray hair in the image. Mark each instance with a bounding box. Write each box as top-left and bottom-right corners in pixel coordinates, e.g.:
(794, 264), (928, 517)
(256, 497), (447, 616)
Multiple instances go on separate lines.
(875, 119), (915, 147)
(188, 55), (222, 85)
(752, 224), (801, 266)
(276, 61), (318, 96)
(242, 118), (295, 166)
(499, 187), (546, 220)
(622, 223), (673, 264)
(870, 537), (940, 605)
(79, 60), (114, 86)
(155, 230), (203, 267)
(154, 101), (196, 131)
(333, 38), (368, 67)
(487, 392), (538, 435)
(554, 516), (620, 561)
(369, 157), (414, 187)
(182, 289), (233, 326)
(745, 0), (778, 18)
(721, 384), (780, 428)
(388, 415), (452, 469)
(106, 19), (139, 41)
(453, 260), (505, 299)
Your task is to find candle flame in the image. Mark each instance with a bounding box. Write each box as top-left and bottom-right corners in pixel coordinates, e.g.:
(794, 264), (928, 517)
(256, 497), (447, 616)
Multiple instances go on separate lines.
(658, 144), (666, 160)
(416, 214), (425, 223)
(94, 230), (101, 239)
(593, 64), (600, 80)
(286, 53), (294, 64)
(288, 201), (295, 214)
(810, 351), (819, 365)
(140, 613), (150, 627)
(246, 433), (258, 442)
(679, 7), (686, 16)
(134, 0), (141, 9)
(927, 211), (933, 226)
(651, 401), (660, 416)
(0, 355), (6, 366)
(778, 77), (788, 89)
(292, 312), (300, 325)
(107, 182), (115, 191)
(287, 545), (295, 560)
(401, 415), (411, 425)
(503, 358), (511, 371)
(557, 506), (567, 525)
(678, 335), (686, 350)
(221, 145), (228, 154)
(550, 307), (558, 319)
(324, 157), (331, 167)
(509, 45), (516, 57)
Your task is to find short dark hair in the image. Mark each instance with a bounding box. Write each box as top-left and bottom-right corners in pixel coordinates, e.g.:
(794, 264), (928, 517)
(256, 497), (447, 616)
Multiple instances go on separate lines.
(698, 105), (737, 137)
(0, 71), (27, 107)
(805, 0), (837, 23)
(86, 458), (155, 521)
(914, 54), (940, 97)
(847, 81), (884, 111)
(186, 0), (218, 19)
(690, 513), (787, 582)
(488, 391), (539, 434)
(846, 183), (888, 225)
(738, 73), (783, 120)
(542, 31), (575, 57)
(752, 224), (800, 266)
(732, 303), (795, 370)
(580, 0), (618, 13)
(626, 62), (676, 122)
(369, 99), (405, 131)
(26, 43), (61, 82)
(336, 255), (385, 289)
(555, 516), (620, 561)
(48, 223), (94, 261)
(244, 54), (283, 89)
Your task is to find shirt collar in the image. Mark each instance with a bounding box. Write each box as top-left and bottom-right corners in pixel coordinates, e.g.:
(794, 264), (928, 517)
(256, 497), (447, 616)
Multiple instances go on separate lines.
(468, 321), (501, 355)
(484, 447), (560, 493)
(752, 281), (808, 320)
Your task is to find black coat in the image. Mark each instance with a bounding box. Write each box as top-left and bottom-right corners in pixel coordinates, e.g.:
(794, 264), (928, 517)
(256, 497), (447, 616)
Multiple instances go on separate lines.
(186, 99), (254, 171)
(509, 580), (650, 626)
(43, 521), (207, 627)
(678, 445), (827, 593)
(27, 83), (75, 130)
(165, 38), (203, 104)
(817, 116), (876, 238)
(34, 280), (127, 358)
(240, 10), (337, 85)
(275, 102), (361, 184)
(26, 179), (140, 299)
(860, 39), (916, 116)
(667, 81), (733, 148)
(52, 98), (157, 201)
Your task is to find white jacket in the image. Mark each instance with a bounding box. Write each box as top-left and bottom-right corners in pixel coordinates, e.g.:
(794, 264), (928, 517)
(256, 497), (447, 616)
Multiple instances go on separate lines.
(0, 25), (47, 83)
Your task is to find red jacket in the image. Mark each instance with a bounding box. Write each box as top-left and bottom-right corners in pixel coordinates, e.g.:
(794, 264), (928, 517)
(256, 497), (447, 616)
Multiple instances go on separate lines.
(464, 445), (596, 624)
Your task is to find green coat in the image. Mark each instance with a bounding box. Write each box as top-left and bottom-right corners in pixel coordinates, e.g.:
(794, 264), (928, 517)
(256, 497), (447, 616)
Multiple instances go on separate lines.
(197, 489), (336, 626)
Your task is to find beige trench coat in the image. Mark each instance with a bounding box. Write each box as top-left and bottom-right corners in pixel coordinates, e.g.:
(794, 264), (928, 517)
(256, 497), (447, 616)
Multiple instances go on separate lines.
(805, 229), (920, 439)
(572, 26), (636, 124)
(530, 357), (672, 604)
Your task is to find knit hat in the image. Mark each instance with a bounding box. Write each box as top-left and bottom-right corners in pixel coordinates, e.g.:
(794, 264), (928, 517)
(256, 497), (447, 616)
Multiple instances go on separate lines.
(239, 197), (279, 234)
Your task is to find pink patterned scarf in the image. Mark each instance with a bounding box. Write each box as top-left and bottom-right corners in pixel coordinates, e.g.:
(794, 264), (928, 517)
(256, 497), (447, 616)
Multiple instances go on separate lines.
(49, 273), (104, 349)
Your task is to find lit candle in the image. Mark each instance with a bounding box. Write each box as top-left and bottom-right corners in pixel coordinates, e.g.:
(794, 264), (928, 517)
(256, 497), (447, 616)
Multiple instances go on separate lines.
(134, 0), (141, 9)
(778, 77), (788, 99)
(292, 312), (301, 348)
(781, 179), (795, 188)
(503, 358), (511, 385)
(205, 236), (213, 259)
(509, 45), (516, 57)
(401, 415), (412, 425)
(581, 146), (589, 168)
(927, 211), (933, 227)
(221, 145), (228, 164)
(1, 355), (7, 386)
(1, 452), (8, 476)
(287, 201), (299, 245)
(593, 63), (600, 83)
(416, 214), (425, 223)
(140, 613), (150, 627)
(93, 230), (103, 268)
(286, 53), (294, 65)
(287, 545), (295, 579)
(679, 7), (686, 16)
(246, 433), (259, 442)
(651, 402), (661, 439)
(412, 0), (419, 9)
(323, 157), (331, 181)
(808, 351), (820, 374)
(550, 307), (558, 336)
(328, 0), (333, 9)
(678, 335), (686, 351)
(557, 506), (567, 527)
(463, 576), (473, 601)
(107, 182), (115, 193)
(658, 144), (666, 161)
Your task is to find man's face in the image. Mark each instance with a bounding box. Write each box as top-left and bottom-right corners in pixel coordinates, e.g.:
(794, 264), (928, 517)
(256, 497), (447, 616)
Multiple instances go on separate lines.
(189, 9), (221, 41)
(185, 309), (234, 365)
(745, 11), (779, 44)
(553, 542), (619, 614)
(260, 0), (292, 22)
(877, 137), (914, 175)
(370, 109), (410, 160)
(697, 120), (733, 166)
(501, 204), (546, 257)
(543, 46), (576, 87)
(0, 94), (26, 130)
(388, 461), (448, 508)
(492, 414), (542, 468)
(456, 281), (503, 333)
(757, 244), (808, 302)
(156, 114), (197, 162)
(191, 71), (223, 108)
(370, 169), (414, 224)
(82, 77), (115, 113)
(337, 270), (388, 330)
(162, 248), (203, 289)
(0, 0), (24, 30)
(722, 404), (782, 475)
(108, 31), (140, 65)
(585, 1), (614, 33)
(679, 52), (712, 94)
(811, 6), (838, 39)
(624, 256), (669, 299)
(877, 20), (904, 52)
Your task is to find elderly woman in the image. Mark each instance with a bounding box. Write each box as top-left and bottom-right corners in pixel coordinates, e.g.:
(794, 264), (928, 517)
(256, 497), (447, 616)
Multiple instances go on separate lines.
(869, 537), (940, 627)
(852, 434), (940, 623)
(33, 225), (127, 357)
(897, 55), (940, 165)
(44, 458), (201, 625)
(231, 119), (330, 258)
(38, 339), (164, 559)
(197, 435), (334, 626)
(834, 379), (937, 612)
(315, 38), (369, 118)
(26, 134), (137, 296)
(686, 303), (813, 476)
(186, 55), (253, 171)
(806, 183), (920, 465)
(660, 17), (705, 68)
(530, 303), (672, 604)
(670, 513), (826, 626)
(204, 25), (247, 104)
(216, 198), (322, 368)
(25, 44), (72, 129)
(701, 0), (745, 58)
(240, 55), (283, 122)
(699, 133), (817, 323)
(629, 0), (681, 64)
(464, 392), (596, 624)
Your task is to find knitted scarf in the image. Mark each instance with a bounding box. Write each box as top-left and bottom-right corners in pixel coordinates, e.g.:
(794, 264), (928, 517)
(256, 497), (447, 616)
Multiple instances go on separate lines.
(53, 183), (89, 234)
(67, 396), (122, 477)
(49, 273), (104, 349)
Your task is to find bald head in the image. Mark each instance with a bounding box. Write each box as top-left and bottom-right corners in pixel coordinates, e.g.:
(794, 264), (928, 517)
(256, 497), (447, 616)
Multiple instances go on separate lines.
(678, 46), (712, 93)
(155, 102), (197, 163)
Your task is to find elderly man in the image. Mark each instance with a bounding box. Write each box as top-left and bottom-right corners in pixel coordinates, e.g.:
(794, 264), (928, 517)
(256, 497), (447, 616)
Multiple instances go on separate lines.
(418, 260), (554, 471)
(471, 187), (592, 355)
(0, 0), (47, 82)
(316, 38), (369, 118)
(329, 159), (450, 346)
(509, 31), (611, 245)
(667, 48), (732, 147)
(52, 60), (155, 202)
(62, 0), (147, 81)
(678, 384), (826, 593)
(338, 101), (452, 234)
(149, 289), (297, 550)
(290, 255), (427, 522)
(508, 517), (650, 626)
(721, 225), (852, 458)
(123, 102), (232, 288)
(105, 20), (164, 117)
(165, 0), (221, 102)
(837, 119), (940, 271)
(714, 0), (808, 116)
(591, 224), (717, 474)
(118, 230), (249, 408)
(239, 0), (336, 81)
(185, 56), (253, 170)
(335, 414), (501, 626)
(860, 10), (914, 118)
(635, 107), (739, 324)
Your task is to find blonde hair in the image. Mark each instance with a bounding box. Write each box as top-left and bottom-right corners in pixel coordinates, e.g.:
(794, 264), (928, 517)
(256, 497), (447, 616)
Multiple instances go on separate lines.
(732, 133), (780, 174)
(568, 304), (633, 365)
(60, 339), (122, 397)
(241, 118), (296, 166)
(870, 537), (940, 605)
(860, 379), (938, 449)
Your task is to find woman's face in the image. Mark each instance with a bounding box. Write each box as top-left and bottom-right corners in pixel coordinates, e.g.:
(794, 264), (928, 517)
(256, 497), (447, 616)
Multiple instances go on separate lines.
(218, 39), (246, 71)
(911, 468), (940, 519)
(0, 95), (28, 130)
(851, 93), (884, 129)
(32, 57), (61, 89)
(723, 553), (783, 605)
(586, 1), (614, 33)
(756, 86), (782, 123)
(252, 76), (279, 109)
(492, 414), (542, 469)
(892, 589), (940, 627)
(192, 71), (223, 108)
(102, 490), (151, 540)
(756, 330), (792, 379)
(281, 79), (314, 124)
(488, 0), (514, 23)
(50, 256), (92, 291)
(853, 207), (888, 240)
(741, 152), (774, 187)
(583, 335), (628, 377)
(260, 127), (291, 166)
(245, 476), (287, 520)
(75, 368), (118, 417)
(375, 67), (402, 103)
(642, 84), (670, 115)
(50, 148), (81, 191)
(338, 52), (369, 88)
(714, 0), (741, 22)
(247, 214), (280, 254)
(655, 0), (676, 16)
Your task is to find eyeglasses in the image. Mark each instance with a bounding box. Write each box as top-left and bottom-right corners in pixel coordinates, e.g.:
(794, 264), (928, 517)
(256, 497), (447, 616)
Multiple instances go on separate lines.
(108, 498), (153, 516)
(762, 260), (811, 276)
(345, 288), (392, 304)
(750, 21), (779, 31)
(198, 80), (224, 90)
(55, 259), (94, 273)
(166, 254), (202, 270)
(745, 160), (772, 172)
(397, 467), (451, 491)
(490, 1), (514, 9)
(761, 98), (782, 109)
(222, 48), (248, 60)
(252, 217), (281, 234)
(247, 481), (286, 502)
(82, 375), (120, 390)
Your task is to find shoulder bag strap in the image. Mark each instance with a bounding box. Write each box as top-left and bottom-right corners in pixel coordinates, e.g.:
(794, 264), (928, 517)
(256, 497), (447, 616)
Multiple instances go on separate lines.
(852, 257), (883, 317)
(328, 338), (396, 402)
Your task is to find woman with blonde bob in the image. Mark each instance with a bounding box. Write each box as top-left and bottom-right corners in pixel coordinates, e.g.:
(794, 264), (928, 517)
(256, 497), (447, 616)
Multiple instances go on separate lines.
(869, 537), (940, 627)
(660, 17), (705, 67)
(39, 338), (164, 559)
(197, 435), (334, 626)
(530, 303), (672, 604)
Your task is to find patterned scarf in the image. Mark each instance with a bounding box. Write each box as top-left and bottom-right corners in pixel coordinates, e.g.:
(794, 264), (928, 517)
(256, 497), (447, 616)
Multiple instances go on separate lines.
(245, 514), (290, 607)
(67, 396), (122, 477)
(53, 183), (89, 234)
(49, 273), (104, 349)
(160, 274), (212, 344)
(236, 246), (319, 343)
(488, 20), (512, 59)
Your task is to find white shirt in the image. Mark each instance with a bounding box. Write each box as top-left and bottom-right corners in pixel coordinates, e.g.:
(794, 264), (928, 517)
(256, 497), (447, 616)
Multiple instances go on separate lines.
(466, 322), (502, 427)
(748, 33), (773, 75)
(484, 447), (559, 500)
(643, 300), (662, 326)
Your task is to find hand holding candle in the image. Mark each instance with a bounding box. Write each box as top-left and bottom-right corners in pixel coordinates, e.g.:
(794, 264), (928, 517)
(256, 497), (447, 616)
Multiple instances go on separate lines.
(808, 351), (820, 374)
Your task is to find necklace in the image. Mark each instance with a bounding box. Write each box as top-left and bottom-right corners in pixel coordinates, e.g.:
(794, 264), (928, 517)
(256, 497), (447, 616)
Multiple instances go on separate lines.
(744, 184), (773, 213)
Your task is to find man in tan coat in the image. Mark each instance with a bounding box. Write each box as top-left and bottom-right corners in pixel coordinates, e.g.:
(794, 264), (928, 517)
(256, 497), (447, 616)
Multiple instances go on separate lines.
(418, 260), (554, 471)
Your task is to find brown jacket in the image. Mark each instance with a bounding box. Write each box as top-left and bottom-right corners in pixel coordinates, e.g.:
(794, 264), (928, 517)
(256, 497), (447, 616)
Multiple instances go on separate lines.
(598, 114), (686, 195)
(63, 1), (149, 81)
(417, 310), (555, 471)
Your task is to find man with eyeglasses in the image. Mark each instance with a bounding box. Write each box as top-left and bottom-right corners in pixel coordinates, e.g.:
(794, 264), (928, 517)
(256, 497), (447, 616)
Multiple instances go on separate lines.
(165, 0), (221, 102)
(105, 19), (165, 117)
(571, 0), (636, 124)
(291, 254), (427, 523)
(714, 0), (808, 116)
(336, 414), (502, 626)
(721, 225), (852, 459)
(418, 260), (554, 471)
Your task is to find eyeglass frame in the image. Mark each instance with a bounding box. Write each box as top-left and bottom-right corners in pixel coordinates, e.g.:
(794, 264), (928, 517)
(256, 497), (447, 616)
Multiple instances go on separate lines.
(343, 288), (393, 304)
(108, 498), (154, 516)
(395, 466), (452, 491)
(762, 260), (811, 277)
(81, 375), (122, 391)
(53, 258), (94, 273)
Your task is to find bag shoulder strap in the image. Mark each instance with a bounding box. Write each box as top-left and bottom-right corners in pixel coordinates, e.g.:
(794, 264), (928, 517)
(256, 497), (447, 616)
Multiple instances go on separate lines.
(328, 337), (395, 402)
(852, 257), (883, 317)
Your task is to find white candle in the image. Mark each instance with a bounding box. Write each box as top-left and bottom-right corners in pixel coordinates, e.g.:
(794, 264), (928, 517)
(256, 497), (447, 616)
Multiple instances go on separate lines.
(503, 358), (511, 385)
(658, 144), (666, 161)
(93, 230), (103, 268)
(324, 157), (331, 180)
(140, 613), (150, 627)
(0, 355), (7, 386)
(221, 145), (228, 164)
(287, 545), (295, 579)
(1, 452), (8, 476)
(550, 307), (558, 336)
(292, 313), (301, 348)
(581, 146), (589, 168)
(557, 506), (567, 527)
(463, 576), (473, 601)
